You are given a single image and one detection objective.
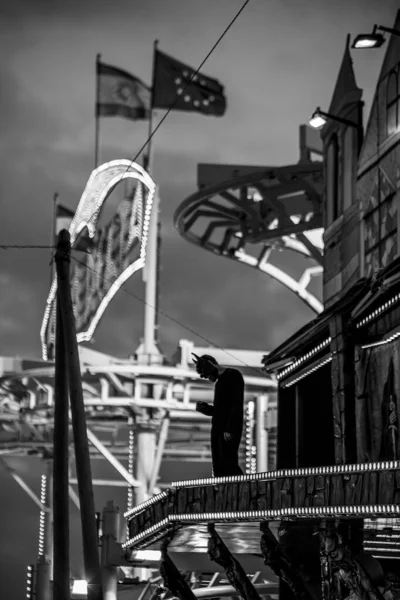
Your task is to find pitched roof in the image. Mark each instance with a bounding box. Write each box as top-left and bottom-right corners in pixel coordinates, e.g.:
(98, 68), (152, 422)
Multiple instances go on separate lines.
(328, 34), (362, 115)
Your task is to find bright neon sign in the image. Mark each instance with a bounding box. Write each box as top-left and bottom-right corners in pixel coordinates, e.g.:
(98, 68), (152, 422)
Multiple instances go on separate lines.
(40, 159), (156, 360)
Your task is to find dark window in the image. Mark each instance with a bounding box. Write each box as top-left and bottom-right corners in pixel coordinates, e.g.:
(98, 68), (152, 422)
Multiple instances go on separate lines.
(277, 363), (334, 469)
(364, 184), (397, 278)
(326, 134), (339, 224)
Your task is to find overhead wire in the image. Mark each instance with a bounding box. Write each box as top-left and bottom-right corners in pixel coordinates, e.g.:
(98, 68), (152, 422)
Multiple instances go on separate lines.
(129, 0), (251, 168)
(82, 0), (252, 233)
(0, 1), (267, 376)
(70, 254), (268, 378)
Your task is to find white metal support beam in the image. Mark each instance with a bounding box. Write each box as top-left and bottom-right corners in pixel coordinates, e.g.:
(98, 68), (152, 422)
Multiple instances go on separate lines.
(68, 485), (80, 510)
(0, 457), (50, 512)
(148, 416), (170, 496)
(86, 427), (141, 488)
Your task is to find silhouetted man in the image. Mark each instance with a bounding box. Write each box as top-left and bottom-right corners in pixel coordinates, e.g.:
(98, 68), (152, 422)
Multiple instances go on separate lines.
(193, 354), (244, 477)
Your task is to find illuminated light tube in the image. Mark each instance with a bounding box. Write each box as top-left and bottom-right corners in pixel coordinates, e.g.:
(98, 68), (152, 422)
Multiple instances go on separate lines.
(361, 327), (400, 350)
(72, 580), (88, 595)
(38, 474), (47, 557)
(171, 460), (400, 487)
(124, 490), (169, 519)
(123, 506), (400, 548)
(127, 428), (135, 514)
(356, 293), (400, 329)
(40, 159), (156, 360)
(122, 518), (169, 549)
(282, 356), (333, 388)
(132, 550), (161, 561)
(276, 338), (331, 380)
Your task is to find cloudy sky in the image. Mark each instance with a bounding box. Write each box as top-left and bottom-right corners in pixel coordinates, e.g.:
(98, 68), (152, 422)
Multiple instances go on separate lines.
(0, 0), (398, 596)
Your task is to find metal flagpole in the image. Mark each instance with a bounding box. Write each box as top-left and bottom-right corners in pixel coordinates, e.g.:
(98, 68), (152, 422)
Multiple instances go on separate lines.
(133, 42), (161, 584)
(95, 54), (101, 169)
(142, 39), (160, 362)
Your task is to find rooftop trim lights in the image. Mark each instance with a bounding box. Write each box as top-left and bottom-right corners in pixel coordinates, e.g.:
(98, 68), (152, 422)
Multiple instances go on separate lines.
(352, 24), (400, 49)
(276, 337), (331, 380)
(309, 107), (360, 130)
(40, 159), (156, 360)
(361, 328), (400, 350)
(123, 504), (400, 549)
(282, 355), (333, 389)
(124, 490), (169, 518)
(355, 292), (400, 329)
(169, 460), (400, 489)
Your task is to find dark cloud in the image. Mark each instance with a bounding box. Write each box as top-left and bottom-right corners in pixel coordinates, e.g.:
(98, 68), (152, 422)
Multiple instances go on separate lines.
(0, 0), (398, 596)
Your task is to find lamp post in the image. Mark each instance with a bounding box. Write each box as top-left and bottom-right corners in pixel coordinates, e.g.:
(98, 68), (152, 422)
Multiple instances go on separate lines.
(309, 107), (360, 130)
(351, 24), (400, 49)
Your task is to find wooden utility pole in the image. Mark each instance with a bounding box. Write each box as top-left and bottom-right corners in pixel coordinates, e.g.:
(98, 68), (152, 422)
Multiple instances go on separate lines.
(56, 229), (103, 600)
(53, 235), (71, 600)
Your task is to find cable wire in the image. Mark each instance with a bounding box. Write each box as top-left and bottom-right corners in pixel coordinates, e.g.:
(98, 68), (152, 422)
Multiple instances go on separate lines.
(70, 254), (268, 377)
(130, 0), (251, 167)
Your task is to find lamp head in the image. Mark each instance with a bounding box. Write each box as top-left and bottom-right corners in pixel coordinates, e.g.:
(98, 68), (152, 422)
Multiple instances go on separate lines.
(352, 25), (385, 49)
(309, 108), (327, 129)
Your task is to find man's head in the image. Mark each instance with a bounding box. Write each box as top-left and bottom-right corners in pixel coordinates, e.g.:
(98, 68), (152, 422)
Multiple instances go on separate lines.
(192, 353), (220, 382)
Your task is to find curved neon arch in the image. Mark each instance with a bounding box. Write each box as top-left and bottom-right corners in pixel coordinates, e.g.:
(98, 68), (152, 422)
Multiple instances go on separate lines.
(40, 159), (156, 360)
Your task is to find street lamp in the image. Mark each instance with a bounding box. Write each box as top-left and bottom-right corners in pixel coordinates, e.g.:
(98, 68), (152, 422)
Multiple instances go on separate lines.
(309, 107), (359, 130)
(352, 24), (400, 49)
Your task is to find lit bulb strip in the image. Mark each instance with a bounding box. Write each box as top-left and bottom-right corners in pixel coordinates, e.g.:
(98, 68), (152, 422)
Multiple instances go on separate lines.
(361, 327), (400, 350)
(122, 517), (169, 548)
(37, 474), (47, 557)
(26, 565), (33, 599)
(40, 160), (156, 360)
(276, 338), (331, 380)
(123, 505), (400, 549)
(356, 292), (400, 329)
(124, 490), (169, 519)
(169, 505), (400, 522)
(245, 401), (255, 474)
(171, 460), (400, 488)
(127, 428), (135, 514)
(282, 356), (333, 388)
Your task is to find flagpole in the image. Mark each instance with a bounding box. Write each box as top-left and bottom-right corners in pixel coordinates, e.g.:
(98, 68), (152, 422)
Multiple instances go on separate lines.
(142, 39), (160, 363)
(50, 192), (59, 286)
(144, 39), (158, 174)
(94, 53), (101, 169)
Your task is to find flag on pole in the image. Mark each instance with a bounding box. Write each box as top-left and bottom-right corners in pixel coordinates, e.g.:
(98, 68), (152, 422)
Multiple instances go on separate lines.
(56, 204), (75, 235)
(152, 50), (227, 116)
(97, 62), (151, 120)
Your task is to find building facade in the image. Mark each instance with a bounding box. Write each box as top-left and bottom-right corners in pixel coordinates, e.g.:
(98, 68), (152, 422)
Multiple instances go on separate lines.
(263, 10), (400, 597)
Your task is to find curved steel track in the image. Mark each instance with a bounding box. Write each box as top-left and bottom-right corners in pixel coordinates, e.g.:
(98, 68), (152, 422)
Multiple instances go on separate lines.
(174, 162), (324, 314)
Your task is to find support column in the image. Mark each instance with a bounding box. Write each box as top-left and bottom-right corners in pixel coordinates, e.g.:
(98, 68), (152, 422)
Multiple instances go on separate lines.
(160, 537), (197, 600)
(134, 414), (158, 506)
(44, 460), (54, 580)
(101, 501), (120, 600)
(207, 524), (263, 600)
(329, 314), (357, 465)
(259, 522), (318, 600)
(134, 411), (159, 581)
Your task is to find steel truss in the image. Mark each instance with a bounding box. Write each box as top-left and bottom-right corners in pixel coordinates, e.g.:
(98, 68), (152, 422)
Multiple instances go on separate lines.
(0, 346), (277, 506)
(174, 163), (324, 314)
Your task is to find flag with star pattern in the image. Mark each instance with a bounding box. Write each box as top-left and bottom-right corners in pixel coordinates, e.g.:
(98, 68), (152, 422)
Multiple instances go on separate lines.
(152, 50), (226, 116)
(97, 62), (151, 120)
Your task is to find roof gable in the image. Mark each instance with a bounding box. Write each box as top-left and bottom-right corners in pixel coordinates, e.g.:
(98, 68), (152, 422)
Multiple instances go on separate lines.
(358, 10), (400, 168)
